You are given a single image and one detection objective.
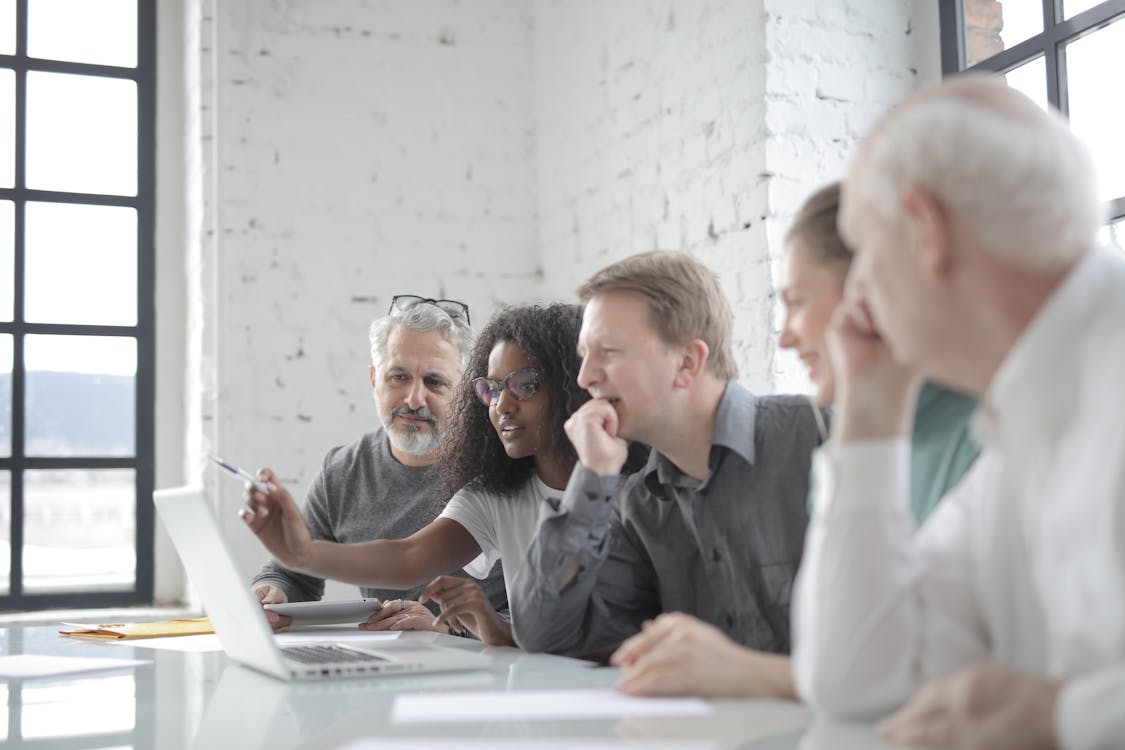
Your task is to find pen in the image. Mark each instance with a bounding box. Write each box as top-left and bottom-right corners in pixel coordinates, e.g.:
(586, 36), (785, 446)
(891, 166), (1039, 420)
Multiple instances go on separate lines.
(207, 453), (269, 493)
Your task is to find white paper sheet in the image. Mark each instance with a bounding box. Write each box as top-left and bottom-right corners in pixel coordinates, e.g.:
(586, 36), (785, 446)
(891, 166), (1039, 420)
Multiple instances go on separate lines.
(341, 741), (717, 750)
(391, 688), (713, 723)
(109, 634), (225, 653)
(0, 654), (149, 679)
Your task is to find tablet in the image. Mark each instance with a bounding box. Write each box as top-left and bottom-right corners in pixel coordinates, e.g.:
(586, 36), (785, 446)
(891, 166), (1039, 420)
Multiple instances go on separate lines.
(262, 598), (383, 624)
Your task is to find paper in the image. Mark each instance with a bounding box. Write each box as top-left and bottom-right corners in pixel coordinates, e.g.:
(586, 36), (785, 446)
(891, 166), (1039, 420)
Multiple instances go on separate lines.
(0, 654), (148, 679)
(391, 688), (712, 723)
(59, 617), (213, 640)
(341, 741), (717, 750)
(110, 634), (225, 653)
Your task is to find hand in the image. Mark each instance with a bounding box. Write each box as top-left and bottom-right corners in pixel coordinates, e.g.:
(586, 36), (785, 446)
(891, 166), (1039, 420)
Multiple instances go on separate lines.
(610, 612), (795, 699)
(421, 575), (514, 646)
(239, 468), (314, 570)
(826, 294), (920, 442)
(360, 598), (447, 634)
(878, 664), (1061, 749)
(564, 399), (629, 476)
(252, 584), (293, 630)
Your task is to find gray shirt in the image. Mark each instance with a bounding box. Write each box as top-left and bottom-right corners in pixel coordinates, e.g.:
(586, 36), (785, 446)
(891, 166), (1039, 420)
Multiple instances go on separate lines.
(511, 382), (823, 657)
(252, 427), (508, 614)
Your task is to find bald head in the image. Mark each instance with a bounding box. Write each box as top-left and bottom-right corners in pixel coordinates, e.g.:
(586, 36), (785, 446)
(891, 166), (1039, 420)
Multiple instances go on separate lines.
(843, 74), (1101, 273)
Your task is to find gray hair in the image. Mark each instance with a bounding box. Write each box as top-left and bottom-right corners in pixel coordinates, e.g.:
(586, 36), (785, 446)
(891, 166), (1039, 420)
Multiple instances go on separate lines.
(850, 74), (1101, 272)
(368, 302), (475, 372)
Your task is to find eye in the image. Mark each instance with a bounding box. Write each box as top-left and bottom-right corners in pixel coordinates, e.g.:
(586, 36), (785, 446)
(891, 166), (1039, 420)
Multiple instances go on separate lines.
(425, 377), (448, 389)
(513, 381), (539, 399)
(389, 373), (409, 383)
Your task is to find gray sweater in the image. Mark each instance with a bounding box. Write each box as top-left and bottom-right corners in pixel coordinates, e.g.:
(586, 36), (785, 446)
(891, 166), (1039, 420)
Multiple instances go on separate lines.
(252, 428), (507, 613)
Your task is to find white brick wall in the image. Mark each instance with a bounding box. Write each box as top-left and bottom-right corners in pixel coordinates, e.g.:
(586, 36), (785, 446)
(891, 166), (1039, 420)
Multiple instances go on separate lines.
(170, 0), (940, 588)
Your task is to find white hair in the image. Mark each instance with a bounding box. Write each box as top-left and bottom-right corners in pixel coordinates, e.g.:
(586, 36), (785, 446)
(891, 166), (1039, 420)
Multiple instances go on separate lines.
(368, 302), (475, 372)
(852, 75), (1102, 272)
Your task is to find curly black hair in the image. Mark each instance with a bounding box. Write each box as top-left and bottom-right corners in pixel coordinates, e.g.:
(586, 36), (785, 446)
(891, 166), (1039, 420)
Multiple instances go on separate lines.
(436, 303), (587, 500)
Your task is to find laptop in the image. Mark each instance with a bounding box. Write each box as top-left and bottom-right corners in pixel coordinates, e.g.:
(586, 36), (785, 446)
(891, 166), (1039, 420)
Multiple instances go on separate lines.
(154, 486), (492, 681)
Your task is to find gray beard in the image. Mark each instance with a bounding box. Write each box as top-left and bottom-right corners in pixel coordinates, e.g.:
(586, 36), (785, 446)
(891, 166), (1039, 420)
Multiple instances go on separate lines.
(385, 423), (440, 457)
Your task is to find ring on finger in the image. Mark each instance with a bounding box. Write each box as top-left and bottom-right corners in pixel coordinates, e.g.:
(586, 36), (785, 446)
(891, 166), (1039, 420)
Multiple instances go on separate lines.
(399, 598), (406, 611)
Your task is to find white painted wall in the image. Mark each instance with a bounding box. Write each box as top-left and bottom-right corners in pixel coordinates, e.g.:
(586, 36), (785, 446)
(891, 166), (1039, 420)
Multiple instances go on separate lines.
(159, 0), (941, 599)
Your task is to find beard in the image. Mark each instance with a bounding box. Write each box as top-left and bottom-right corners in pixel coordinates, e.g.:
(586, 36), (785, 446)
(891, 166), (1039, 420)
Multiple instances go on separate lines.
(379, 400), (441, 457)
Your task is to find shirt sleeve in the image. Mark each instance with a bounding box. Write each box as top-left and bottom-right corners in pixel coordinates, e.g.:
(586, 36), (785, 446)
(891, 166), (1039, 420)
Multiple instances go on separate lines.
(250, 462), (333, 602)
(509, 464), (660, 656)
(439, 488), (499, 578)
(1056, 663), (1125, 750)
(793, 439), (993, 718)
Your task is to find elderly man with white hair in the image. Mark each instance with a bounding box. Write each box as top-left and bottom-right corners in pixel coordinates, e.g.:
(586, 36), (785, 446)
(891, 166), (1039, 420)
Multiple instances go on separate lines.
(252, 296), (507, 632)
(792, 75), (1124, 749)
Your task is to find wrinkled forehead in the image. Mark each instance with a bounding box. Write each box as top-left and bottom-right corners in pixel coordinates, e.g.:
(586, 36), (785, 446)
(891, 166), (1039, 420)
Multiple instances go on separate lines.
(380, 326), (461, 375)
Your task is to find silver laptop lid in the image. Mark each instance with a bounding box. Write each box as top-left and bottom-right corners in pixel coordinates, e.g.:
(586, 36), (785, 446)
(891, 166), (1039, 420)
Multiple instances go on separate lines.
(154, 487), (292, 679)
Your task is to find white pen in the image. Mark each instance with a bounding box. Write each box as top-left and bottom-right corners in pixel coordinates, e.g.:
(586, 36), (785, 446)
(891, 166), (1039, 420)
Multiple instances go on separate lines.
(207, 453), (270, 493)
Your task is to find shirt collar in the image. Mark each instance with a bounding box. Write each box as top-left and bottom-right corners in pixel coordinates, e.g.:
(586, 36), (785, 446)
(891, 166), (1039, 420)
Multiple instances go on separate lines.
(973, 247), (1109, 448)
(642, 380), (757, 497)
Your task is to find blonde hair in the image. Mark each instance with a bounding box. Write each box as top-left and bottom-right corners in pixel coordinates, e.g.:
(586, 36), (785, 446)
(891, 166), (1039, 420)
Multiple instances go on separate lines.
(577, 251), (737, 379)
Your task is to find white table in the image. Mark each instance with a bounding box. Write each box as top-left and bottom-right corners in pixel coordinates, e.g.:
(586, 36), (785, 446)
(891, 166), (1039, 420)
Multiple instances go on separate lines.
(0, 623), (897, 749)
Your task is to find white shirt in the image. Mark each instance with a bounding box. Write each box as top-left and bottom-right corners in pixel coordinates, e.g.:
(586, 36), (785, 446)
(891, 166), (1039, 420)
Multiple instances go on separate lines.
(439, 474), (565, 601)
(792, 247), (1125, 750)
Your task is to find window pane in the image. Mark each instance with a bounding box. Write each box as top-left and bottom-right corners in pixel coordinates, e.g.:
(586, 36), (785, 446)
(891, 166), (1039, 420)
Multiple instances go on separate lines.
(25, 71), (137, 196)
(0, 201), (11, 321)
(23, 468), (135, 593)
(0, 470), (8, 595)
(965, 0), (1044, 66)
(1063, 0), (1107, 18)
(1066, 19), (1125, 204)
(0, 0), (13, 55)
(0, 334), (9, 457)
(1003, 55), (1048, 111)
(0, 69), (13, 189)
(27, 0), (137, 68)
(1102, 217), (1125, 252)
(25, 202), (137, 325)
(25, 334), (135, 457)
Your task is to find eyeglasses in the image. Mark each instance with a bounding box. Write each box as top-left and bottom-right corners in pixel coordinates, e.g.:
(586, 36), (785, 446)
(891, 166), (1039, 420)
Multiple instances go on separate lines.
(389, 295), (471, 325)
(472, 368), (540, 406)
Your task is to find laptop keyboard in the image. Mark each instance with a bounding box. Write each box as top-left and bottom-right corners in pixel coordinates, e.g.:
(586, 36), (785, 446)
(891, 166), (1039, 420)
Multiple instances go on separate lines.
(282, 644), (386, 664)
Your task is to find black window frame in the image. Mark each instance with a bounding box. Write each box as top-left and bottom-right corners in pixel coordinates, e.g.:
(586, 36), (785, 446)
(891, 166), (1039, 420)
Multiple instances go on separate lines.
(939, 0), (1125, 224)
(0, 0), (156, 609)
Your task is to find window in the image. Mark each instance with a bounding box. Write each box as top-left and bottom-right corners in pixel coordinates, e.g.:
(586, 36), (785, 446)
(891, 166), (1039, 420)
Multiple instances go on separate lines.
(0, 0), (154, 608)
(940, 0), (1125, 227)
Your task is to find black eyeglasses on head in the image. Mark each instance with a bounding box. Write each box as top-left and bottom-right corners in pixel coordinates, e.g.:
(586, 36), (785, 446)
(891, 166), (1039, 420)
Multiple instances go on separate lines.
(472, 368), (541, 406)
(389, 294), (471, 325)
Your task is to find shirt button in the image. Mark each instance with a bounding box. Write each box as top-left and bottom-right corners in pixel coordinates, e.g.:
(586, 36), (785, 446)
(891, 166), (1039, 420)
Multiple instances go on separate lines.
(712, 548), (722, 563)
(724, 614), (735, 628)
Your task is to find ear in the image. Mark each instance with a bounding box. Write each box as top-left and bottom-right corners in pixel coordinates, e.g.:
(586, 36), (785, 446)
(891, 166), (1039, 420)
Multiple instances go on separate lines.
(672, 340), (710, 389)
(900, 186), (952, 281)
(368, 364), (377, 390)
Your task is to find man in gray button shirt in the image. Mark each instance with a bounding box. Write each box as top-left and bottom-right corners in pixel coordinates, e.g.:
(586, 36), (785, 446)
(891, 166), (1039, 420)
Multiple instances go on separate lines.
(252, 297), (506, 630)
(512, 252), (823, 698)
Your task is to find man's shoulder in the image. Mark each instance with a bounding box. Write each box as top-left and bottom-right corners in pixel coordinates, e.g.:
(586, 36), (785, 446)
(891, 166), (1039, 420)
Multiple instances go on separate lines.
(753, 394), (828, 437)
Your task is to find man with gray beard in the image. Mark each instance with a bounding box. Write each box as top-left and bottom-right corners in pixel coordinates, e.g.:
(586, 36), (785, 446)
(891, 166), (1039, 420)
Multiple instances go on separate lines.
(251, 296), (507, 632)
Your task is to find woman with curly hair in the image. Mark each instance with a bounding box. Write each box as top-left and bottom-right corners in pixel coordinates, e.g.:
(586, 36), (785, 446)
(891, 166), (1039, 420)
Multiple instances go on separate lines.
(242, 303), (589, 646)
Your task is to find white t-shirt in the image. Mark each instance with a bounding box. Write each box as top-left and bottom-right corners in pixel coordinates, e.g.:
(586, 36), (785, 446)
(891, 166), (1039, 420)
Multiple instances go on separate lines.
(439, 474), (564, 597)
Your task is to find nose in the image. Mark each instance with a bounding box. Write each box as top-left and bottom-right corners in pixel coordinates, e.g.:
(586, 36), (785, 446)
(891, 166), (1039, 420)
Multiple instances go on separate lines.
(494, 385), (517, 415)
(576, 355), (597, 391)
(778, 311), (797, 350)
(405, 380), (427, 410)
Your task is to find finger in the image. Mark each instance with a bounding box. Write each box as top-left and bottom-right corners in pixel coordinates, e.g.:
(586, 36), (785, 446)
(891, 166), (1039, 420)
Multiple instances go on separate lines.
(617, 663), (684, 697)
(419, 576), (460, 604)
